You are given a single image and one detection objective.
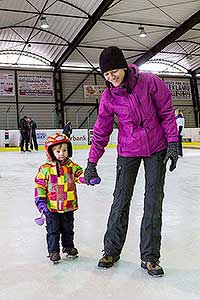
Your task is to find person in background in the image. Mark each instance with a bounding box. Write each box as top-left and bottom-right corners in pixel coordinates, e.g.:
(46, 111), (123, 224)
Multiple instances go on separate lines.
(175, 109), (185, 157)
(84, 46), (178, 277)
(19, 115), (30, 152)
(27, 117), (38, 151)
(34, 133), (99, 264)
(63, 121), (72, 138)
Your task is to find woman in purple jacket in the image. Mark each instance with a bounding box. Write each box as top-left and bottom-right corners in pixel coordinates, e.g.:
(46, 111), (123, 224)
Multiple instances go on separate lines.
(84, 46), (178, 277)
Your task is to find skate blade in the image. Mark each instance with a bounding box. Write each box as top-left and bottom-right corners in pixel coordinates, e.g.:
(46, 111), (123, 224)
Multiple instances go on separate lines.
(52, 260), (60, 264)
(147, 271), (164, 278)
(141, 267), (164, 278)
(64, 254), (79, 259)
(97, 264), (114, 269)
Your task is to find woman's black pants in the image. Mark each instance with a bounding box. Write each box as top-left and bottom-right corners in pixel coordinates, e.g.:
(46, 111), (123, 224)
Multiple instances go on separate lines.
(103, 150), (167, 262)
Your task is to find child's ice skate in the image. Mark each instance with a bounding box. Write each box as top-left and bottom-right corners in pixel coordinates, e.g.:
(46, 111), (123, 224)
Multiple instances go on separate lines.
(62, 247), (79, 258)
(48, 252), (61, 264)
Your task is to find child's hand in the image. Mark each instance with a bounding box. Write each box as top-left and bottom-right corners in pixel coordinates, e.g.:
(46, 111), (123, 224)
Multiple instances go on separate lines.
(34, 214), (45, 226)
(79, 177), (101, 185)
(89, 178), (101, 185)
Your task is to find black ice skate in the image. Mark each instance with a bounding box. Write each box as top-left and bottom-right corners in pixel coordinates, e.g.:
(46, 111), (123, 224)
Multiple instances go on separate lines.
(141, 261), (164, 277)
(48, 252), (61, 264)
(62, 247), (79, 258)
(98, 254), (120, 269)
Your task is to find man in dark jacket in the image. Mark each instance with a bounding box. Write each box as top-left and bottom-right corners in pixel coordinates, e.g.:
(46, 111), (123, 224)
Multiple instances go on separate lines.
(19, 116), (29, 152)
(63, 121), (72, 138)
(28, 117), (38, 151)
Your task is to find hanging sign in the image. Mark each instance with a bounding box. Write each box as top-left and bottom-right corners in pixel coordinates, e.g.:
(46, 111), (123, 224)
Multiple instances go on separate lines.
(0, 73), (15, 96)
(164, 79), (191, 100)
(18, 74), (53, 97)
(83, 85), (105, 98)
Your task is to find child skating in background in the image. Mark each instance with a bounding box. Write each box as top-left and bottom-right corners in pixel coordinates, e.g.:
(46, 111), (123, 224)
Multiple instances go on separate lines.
(34, 133), (100, 263)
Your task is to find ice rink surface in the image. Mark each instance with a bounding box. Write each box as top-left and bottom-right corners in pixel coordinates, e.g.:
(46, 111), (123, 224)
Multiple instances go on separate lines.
(0, 147), (200, 300)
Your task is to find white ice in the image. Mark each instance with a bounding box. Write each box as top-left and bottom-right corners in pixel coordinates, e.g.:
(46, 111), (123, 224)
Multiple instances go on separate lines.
(0, 147), (200, 300)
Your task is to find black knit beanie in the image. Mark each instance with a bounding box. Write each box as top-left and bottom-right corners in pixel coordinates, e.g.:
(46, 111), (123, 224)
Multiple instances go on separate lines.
(99, 46), (128, 74)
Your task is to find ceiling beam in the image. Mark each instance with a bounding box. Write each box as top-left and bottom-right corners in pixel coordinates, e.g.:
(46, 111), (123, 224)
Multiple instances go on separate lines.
(78, 45), (147, 52)
(54, 0), (115, 69)
(193, 67), (200, 75)
(0, 8), (37, 14)
(101, 18), (176, 29)
(0, 39), (66, 46)
(133, 9), (200, 66)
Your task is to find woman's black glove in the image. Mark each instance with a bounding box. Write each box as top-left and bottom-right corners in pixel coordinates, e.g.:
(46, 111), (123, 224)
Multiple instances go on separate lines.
(163, 142), (178, 172)
(84, 161), (101, 185)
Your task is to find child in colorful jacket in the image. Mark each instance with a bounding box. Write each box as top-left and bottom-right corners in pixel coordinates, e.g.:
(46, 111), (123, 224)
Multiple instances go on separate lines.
(34, 133), (98, 263)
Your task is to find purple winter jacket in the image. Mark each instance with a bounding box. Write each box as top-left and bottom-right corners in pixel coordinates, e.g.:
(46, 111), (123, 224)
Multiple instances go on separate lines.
(88, 65), (178, 164)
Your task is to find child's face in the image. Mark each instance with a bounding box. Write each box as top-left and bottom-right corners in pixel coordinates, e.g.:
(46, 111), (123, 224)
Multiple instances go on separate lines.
(52, 143), (68, 161)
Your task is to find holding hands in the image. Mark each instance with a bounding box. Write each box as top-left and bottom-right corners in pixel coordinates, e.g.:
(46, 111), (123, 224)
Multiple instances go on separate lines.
(84, 161), (101, 185)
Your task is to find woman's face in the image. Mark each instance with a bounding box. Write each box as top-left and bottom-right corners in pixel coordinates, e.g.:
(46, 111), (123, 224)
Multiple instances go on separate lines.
(104, 68), (126, 87)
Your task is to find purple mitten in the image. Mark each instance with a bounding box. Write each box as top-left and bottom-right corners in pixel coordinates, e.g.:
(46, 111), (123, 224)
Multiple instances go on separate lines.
(90, 178), (101, 185)
(79, 177), (101, 185)
(34, 214), (45, 226)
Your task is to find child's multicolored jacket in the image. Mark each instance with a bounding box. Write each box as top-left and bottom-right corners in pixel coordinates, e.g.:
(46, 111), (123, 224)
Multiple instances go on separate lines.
(35, 158), (83, 213)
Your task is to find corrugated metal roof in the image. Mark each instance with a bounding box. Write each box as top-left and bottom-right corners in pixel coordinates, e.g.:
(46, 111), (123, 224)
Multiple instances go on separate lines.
(0, 0), (199, 73)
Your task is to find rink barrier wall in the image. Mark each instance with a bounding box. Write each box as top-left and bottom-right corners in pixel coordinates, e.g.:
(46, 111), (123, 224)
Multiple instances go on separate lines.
(0, 128), (200, 150)
(0, 128), (118, 148)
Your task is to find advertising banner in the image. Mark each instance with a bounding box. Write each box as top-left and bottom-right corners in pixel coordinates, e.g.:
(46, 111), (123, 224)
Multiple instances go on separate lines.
(83, 85), (105, 98)
(164, 79), (191, 100)
(0, 73), (15, 96)
(0, 129), (118, 147)
(35, 129), (88, 146)
(18, 74), (53, 97)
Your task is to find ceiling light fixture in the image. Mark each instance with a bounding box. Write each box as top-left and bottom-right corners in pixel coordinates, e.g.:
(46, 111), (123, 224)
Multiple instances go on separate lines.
(40, 16), (49, 29)
(138, 25), (146, 38)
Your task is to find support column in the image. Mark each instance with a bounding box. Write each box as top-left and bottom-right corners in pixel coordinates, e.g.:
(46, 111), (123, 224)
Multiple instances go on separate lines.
(190, 72), (200, 127)
(14, 70), (20, 129)
(53, 69), (64, 128)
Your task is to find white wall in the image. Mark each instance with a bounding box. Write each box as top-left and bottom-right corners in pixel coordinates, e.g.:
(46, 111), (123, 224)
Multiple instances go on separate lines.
(184, 128), (200, 142)
(0, 128), (200, 148)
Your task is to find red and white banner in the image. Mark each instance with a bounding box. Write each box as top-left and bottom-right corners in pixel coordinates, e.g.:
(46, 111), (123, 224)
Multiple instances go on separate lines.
(0, 73), (15, 96)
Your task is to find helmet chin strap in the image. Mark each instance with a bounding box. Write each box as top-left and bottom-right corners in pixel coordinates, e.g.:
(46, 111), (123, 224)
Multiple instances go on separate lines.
(56, 161), (60, 177)
(55, 157), (70, 176)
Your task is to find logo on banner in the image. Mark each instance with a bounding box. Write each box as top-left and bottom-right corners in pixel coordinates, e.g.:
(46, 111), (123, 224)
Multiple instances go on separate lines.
(72, 135), (87, 142)
(37, 132), (47, 140)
